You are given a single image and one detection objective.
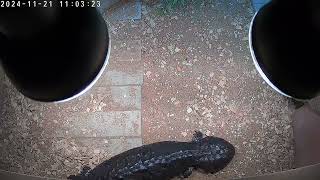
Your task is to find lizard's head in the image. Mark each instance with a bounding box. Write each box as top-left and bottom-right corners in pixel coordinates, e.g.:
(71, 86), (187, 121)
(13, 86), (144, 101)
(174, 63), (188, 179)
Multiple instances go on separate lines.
(192, 131), (235, 160)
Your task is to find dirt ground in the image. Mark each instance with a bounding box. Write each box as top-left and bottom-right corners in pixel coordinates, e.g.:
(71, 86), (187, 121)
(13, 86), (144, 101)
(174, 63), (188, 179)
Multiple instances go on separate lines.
(137, 0), (295, 179)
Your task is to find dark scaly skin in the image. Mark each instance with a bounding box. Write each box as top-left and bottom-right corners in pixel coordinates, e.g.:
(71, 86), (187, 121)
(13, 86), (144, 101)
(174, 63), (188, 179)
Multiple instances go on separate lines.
(68, 132), (235, 180)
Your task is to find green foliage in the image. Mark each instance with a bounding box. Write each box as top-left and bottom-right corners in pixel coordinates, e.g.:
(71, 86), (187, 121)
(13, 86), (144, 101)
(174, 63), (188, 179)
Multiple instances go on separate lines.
(164, 0), (186, 9)
(161, 0), (187, 13)
(157, 0), (204, 14)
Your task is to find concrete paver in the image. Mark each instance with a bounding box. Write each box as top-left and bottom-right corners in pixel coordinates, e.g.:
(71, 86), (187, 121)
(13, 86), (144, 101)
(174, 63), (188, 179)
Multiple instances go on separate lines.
(0, 170), (52, 180)
(53, 111), (141, 138)
(95, 40), (143, 86)
(111, 40), (142, 62)
(61, 86), (141, 111)
(95, 59), (143, 86)
(96, 69), (143, 86)
(107, 0), (142, 20)
(252, 0), (271, 11)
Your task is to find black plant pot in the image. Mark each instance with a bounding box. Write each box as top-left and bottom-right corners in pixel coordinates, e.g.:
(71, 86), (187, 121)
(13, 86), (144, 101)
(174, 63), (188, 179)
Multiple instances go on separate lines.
(0, 3), (110, 102)
(249, 0), (320, 100)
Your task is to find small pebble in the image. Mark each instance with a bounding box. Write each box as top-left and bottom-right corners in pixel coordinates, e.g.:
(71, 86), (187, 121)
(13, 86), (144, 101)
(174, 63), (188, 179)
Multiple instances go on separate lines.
(181, 132), (187, 137)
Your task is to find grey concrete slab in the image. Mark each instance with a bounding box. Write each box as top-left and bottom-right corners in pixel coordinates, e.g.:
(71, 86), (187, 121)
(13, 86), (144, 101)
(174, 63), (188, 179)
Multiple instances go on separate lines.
(95, 69), (143, 86)
(94, 39), (143, 85)
(109, 86), (141, 110)
(87, 86), (142, 110)
(107, 0), (142, 20)
(53, 111), (141, 137)
(253, 3), (267, 11)
(252, 0), (271, 11)
(111, 40), (142, 62)
(252, 0), (271, 4)
(100, 0), (120, 9)
(55, 86), (141, 112)
(0, 170), (56, 180)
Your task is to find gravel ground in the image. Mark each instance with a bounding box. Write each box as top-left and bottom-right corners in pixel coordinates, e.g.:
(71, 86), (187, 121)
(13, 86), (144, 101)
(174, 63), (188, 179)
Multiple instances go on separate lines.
(139, 0), (295, 178)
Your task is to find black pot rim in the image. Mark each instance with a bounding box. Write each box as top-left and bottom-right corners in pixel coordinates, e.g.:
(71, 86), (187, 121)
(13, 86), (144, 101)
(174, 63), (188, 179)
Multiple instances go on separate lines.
(54, 27), (111, 103)
(249, 7), (308, 101)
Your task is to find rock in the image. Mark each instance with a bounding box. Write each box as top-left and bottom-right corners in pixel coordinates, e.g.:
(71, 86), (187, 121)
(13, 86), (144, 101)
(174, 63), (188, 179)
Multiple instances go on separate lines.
(199, 120), (203, 126)
(181, 131), (187, 137)
(168, 45), (175, 55)
(217, 28), (223, 33)
(218, 76), (227, 88)
(205, 130), (211, 136)
(236, 25), (242, 30)
(187, 107), (192, 113)
(149, 19), (156, 28)
(146, 71), (152, 78)
(171, 16), (178, 20)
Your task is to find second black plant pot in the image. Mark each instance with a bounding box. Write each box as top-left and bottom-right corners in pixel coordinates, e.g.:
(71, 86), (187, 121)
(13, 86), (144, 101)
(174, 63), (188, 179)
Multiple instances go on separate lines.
(249, 0), (320, 100)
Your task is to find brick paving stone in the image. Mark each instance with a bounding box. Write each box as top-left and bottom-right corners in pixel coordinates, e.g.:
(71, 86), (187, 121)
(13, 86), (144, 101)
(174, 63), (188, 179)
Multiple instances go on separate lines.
(252, 0), (271, 11)
(252, 0), (271, 4)
(95, 40), (143, 86)
(107, 86), (141, 110)
(106, 18), (144, 41)
(52, 111), (141, 138)
(0, 169), (53, 180)
(100, 0), (120, 10)
(107, 1), (142, 21)
(96, 60), (143, 86)
(52, 86), (141, 112)
(253, 3), (266, 11)
(96, 69), (143, 86)
(110, 40), (141, 62)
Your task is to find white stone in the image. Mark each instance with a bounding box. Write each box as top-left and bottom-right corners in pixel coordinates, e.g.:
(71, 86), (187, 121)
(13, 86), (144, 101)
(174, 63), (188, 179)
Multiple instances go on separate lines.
(181, 132), (187, 137)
